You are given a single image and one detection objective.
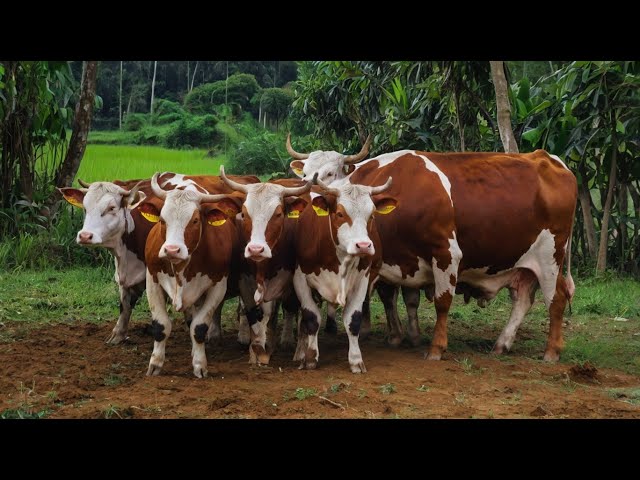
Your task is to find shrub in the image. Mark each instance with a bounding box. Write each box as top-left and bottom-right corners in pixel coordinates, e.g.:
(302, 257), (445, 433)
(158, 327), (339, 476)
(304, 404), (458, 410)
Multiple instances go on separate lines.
(163, 114), (220, 149)
(155, 112), (183, 125)
(184, 73), (260, 115)
(123, 113), (148, 131)
(228, 131), (289, 176)
(153, 98), (184, 117)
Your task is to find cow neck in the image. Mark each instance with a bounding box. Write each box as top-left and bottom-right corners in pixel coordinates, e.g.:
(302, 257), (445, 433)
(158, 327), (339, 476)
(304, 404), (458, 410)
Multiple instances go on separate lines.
(109, 207), (135, 284)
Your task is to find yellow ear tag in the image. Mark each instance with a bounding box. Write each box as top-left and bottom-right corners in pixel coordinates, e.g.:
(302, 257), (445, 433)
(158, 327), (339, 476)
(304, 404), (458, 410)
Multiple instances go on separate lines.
(141, 212), (160, 223)
(375, 204), (396, 215)
(65, 196), (84, 209)
(312, 205), (329, 217)
(287, 210), (300, 219)
(292, 168), (303, 176)
(208, 218), (227, 227)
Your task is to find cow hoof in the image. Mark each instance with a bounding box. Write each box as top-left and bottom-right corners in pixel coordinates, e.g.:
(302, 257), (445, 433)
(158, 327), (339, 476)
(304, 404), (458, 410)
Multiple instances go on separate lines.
(194, 365), (208, 378)
(106, 332), (128, 345)
(146, 363), (162, 376)
(543, 350), (560, 362)
(425, 349), (443, 361)
(350, 362), (367, 374)
(257, 353), (271, 365)
(237, 330), (251, 346)
(301, 360), (317, 370)
(492, 344), (506, 355)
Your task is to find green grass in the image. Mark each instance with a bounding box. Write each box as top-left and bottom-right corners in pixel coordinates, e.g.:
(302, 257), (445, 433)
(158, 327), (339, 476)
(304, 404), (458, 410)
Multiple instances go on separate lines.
(75, 144), (227, 183)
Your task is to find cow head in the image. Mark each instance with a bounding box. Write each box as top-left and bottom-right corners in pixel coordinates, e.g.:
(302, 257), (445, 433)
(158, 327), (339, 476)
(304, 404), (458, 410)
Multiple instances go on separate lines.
(145, 172), (241, 264)
(287, 133), (372, 184)
(58, 180), (146, 247)
(220, 166), (314, 262)
(312, 177), (397, 257)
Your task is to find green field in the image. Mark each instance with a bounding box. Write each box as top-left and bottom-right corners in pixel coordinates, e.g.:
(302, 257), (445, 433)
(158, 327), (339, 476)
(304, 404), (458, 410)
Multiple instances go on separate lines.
(75, 144), (227, 183)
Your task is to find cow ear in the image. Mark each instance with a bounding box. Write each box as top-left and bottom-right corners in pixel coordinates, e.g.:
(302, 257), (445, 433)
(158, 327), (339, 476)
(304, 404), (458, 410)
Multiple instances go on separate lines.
(212, 196), (242, 218)
(343, 164), (356, 175)
(290, 160), (305, 178)
(374, 197), (398, 215)
(58, 187), (86, 209)
(311, 195), (330, 217)
(205, 208), (228, 227)
(127, 191), (146, 210)
(284, 196), (307, 219)
(138, 202), (161, 223)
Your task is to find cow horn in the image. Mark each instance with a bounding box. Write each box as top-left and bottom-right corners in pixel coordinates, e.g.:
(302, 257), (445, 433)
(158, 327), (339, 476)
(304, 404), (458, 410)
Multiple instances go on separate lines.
(198, 192), (231, 204)
(150, 172), (167, 200)
(219, 165), (249, 193)
(315, 176), (340, 196)
(369, 177), (392, 195)
(286, 133), (309, 160)
(78, 178), (92, 188)
(280, 173), (317, 197)
(343, 134), (372, 165)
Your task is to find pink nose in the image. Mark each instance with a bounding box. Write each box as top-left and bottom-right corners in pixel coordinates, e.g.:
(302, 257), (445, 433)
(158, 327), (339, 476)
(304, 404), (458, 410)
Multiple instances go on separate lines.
(248, 244), (265, 255)
(164, 245), (181, 256)
(78, 232), (93, 243)
(356, 241), (372, 250)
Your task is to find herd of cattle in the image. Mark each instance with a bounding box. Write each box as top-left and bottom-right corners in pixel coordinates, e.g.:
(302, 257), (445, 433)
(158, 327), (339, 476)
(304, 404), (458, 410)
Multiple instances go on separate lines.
(58, 136), (578, 378)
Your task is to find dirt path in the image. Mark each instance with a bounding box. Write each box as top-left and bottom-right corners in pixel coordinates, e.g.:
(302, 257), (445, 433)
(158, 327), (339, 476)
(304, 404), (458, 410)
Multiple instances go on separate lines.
(0, 321), (638, 419)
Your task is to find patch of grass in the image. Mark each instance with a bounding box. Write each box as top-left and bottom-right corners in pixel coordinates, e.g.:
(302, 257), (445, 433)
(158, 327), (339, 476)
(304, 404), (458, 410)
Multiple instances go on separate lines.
(283, 387), (317, 402)
(454, 392), (467, 405)
(102, 404), (123, 419)
(103, 374), (125, 387)
(455, 357), (474, 375)
(379, 383), (396, 395)
(416, 385), (430, 392)
(607, 388), (640, 405)
(0, 408), (50, 419)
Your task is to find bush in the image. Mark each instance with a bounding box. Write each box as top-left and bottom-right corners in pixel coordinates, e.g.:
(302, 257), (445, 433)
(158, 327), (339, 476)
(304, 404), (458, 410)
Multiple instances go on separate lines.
(153, 98), (184, 117)
(123, 113), (148, 131)
(163, 114), (220, 149)
(228, 131), (289, 175)
(155, 112), (183, 125)
(135, 125), (166, 145)
(184, 73), (260, 115)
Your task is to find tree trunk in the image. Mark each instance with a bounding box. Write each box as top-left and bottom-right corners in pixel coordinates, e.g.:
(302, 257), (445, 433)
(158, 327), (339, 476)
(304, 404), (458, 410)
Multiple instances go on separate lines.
(54, 61), (98, 189)
(578, 161), (597, 259)
(190, 61), (199, 92)
(596, 132), (618, 274)
(490, 61), (519, 153)
(618, 182), (628, 270)
(119, 61), (123, 130)
(453, 87), (465, 151)
(630, 181), (640, 273)
(150, 61), (157, 119)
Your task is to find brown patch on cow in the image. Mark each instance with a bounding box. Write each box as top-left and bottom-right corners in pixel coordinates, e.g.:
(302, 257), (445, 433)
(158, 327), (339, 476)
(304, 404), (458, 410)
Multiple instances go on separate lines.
(449, 274), (456, 287)
(183, 210), (202, 256)
(265, 205), (285, 250)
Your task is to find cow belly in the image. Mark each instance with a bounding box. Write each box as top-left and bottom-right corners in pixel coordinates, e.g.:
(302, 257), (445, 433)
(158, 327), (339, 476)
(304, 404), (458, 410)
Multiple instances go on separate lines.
(458, 267), (517, 300)
(157, 271), (219, 312)
(306, 268), (368, 306)
(379, 257), (433, 288)
(114, 249), (146, 288)
(264, 268), (293, 302)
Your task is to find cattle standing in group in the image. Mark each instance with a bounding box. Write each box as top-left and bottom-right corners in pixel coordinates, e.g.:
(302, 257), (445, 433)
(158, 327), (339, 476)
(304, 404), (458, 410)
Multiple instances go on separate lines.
(58, 173), (259, 347)
(287, 136), (577, 362)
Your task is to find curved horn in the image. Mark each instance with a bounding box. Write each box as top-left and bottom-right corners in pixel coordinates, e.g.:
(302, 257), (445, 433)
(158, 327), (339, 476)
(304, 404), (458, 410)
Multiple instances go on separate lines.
(78, 178), (92, 188)
(150, 172), (167, 200)
(198, 192), (232, 204)
(279, 173), (317, 198)
(315, 176), (340, 197)
(121, 180), (144, 199)
(368, 177), (393, 195)
(219, 165), (249, 193)
(343, 134), (372, 165)
(286, 133), (309, 160)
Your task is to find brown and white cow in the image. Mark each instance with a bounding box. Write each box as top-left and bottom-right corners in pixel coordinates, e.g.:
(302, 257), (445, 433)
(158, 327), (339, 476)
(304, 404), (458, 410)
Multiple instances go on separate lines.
(58, 172), (259, 346)
(288, 137), (577, 361)
(143, 173), (243, 377)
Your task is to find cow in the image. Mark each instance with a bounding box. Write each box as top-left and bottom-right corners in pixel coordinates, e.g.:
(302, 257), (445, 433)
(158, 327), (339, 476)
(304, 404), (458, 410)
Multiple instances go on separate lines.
(57, 173), (259, 346)
(287, 136), (577, 362)
(142, 173), (244, 377)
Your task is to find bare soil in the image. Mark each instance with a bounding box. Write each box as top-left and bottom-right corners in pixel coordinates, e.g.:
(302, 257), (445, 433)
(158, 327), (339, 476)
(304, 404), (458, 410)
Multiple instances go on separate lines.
(1, 321), (639, 419)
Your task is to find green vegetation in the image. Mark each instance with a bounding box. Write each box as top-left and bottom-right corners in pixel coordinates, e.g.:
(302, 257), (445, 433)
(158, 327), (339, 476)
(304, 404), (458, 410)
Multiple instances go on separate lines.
(379, 383), (397, 395)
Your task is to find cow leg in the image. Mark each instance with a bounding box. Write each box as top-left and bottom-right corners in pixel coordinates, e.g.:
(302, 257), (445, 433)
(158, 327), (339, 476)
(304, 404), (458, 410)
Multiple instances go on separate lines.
(543, 275), (568, 362)
(265, 300), (280, 357)
(402, 286), (421, 347)
(248, 300), (273, 366)
(237, 298), (251, 346)
(360, 292), (372, 339)
(206, 301), (224, 346)
(493, 269), (538, 354)
(325, 302), (338, 335)
(343, 276), (369, 374)
(280, 291), (299, 350)
(189, 278), (228, 378)
(106, 283), (142, 344)
(427, 240), (462, 360)
(293, 268), (321, 369)
(376, 282), (403, 347)
(146, 272), (172, 376)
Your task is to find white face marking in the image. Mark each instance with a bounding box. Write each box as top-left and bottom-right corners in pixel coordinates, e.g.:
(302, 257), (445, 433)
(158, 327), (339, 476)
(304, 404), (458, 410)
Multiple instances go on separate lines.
(333, 184), (376, 256)
(298, 151), (347, 184)
(77, 183), (130, 247)
(158, 188), (201, 262)
(242, 183), (286, 259)
(549, 154), (571, 171)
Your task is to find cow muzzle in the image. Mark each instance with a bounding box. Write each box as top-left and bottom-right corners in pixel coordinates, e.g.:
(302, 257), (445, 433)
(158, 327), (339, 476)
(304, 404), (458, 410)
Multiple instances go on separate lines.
(160, 244), (188, 263)
(77, 231), (98, 245)
(349, 240), (375, 256)
(245, 243), (271, 261)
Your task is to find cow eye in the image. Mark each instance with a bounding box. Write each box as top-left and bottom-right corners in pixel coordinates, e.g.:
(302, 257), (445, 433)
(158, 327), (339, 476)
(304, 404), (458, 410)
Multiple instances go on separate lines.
(192, 218), (198, 224)
(336, 211), (344, 218)
(276, 211), (282, 218)
(327, 172), (333, 177)
(241, 212), (245, 219)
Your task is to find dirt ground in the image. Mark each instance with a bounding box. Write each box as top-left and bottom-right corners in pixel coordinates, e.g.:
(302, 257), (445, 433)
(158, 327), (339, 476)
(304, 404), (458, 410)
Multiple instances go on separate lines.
(1, 320), (639, 419)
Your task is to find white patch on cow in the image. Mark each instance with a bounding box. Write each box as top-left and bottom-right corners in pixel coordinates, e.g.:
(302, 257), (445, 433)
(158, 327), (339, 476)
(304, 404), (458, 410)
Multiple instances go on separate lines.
(298, 151), (348, 184)
(302, 260), (369, 308)
(161, 173), (208, 193)
(459, 229), (559, 308)
(77, 182), (131, 247)
(157, 271), (218, 313)
(494, 276), (537, 352)
(159, 189), (202, 261)
(432, 232), (462, 298)
(549, 154), (570, 171)
(333, 184), (377, 256)
(414, 153), (453, 206)
(379, 257), (433, 288)
(357, 150), (414, 170)
(242, 183), (285, 259)
(113, 243), (146, 288)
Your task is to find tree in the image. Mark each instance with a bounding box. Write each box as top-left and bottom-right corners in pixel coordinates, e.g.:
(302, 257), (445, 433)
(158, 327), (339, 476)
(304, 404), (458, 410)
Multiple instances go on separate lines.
(490, 61), (519, 153)
(119, 61), (123, 130)
(150, 61), (158, 119)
